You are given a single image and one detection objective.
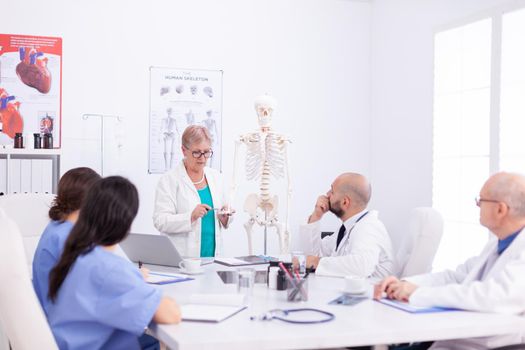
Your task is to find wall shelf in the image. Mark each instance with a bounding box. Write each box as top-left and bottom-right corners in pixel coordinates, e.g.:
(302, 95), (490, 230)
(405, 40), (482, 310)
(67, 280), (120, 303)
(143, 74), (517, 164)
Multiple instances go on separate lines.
(0, 147), (61, 195)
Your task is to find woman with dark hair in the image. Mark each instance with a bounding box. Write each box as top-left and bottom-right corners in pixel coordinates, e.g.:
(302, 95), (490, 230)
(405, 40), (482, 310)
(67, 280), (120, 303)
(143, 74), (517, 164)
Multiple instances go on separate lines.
(47, 176), (180, 349)
(32, 167), (101, 314)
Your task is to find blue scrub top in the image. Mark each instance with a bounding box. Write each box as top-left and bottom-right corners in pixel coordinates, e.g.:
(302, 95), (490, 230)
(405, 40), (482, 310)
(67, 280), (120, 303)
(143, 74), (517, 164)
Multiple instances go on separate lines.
(47, 246), (162, 350)
(32, 220), (74, 315)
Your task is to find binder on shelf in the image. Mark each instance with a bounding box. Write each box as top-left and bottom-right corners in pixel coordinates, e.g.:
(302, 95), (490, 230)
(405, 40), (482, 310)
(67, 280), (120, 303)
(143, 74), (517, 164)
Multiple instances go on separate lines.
(41, 159), (53, 194)
(0, 159), (6, 195)
(10, 159), (21, 194)
(31, 159), (43, 193)
(20, 159), (31, 193)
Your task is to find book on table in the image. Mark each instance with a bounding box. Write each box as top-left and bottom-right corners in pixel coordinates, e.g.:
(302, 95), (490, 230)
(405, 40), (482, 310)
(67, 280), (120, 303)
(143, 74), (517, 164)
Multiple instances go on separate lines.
(181, 294), (247, 323)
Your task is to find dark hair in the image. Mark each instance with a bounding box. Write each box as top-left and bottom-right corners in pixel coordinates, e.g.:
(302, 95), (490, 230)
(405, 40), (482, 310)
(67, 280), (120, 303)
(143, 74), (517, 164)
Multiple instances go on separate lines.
(49, 167), (101, 221)
(48, 176), (139, 302)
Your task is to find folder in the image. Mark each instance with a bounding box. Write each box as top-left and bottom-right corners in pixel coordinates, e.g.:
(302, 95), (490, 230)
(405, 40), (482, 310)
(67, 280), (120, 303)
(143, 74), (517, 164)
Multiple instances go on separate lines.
(377, 298), (458, 313)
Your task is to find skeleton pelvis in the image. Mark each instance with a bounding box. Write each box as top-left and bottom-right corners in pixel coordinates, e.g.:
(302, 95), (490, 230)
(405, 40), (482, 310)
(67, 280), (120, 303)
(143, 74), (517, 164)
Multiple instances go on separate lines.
(244, 193), (279, 217)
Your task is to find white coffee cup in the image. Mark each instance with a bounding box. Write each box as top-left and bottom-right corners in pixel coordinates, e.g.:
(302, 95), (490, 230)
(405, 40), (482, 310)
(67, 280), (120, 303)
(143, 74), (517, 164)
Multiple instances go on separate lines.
(179, 258), (201, 272)
(344, 275), (366, 294)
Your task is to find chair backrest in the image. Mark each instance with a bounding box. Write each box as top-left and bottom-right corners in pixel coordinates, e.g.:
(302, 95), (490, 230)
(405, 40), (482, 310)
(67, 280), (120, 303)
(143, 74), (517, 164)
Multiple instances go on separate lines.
(396, 207), (444, 278)
(0, 208), (58, 349)
(0, 193), (55, 273)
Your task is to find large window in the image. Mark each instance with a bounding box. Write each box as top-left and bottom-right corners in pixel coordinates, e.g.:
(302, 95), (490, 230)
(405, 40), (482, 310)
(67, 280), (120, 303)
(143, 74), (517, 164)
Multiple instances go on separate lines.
(432, 7), (525, 270)
(500, 8), (525, 173)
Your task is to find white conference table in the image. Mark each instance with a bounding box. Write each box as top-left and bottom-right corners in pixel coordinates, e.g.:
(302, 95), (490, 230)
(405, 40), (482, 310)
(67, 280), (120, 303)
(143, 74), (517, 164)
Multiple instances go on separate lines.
(148, 263), (525, 350)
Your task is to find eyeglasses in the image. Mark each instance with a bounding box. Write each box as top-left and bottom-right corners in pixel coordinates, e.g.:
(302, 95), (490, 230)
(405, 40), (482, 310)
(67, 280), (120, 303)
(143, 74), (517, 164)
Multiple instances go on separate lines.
(475, 197), (501, 207)
(188, 149), (213, 159)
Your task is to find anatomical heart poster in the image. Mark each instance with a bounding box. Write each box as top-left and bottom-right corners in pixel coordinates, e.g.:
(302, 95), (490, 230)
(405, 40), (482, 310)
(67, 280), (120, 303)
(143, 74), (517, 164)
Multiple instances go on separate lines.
(0, 34), (62, 147)
(149, 67), (223, 174)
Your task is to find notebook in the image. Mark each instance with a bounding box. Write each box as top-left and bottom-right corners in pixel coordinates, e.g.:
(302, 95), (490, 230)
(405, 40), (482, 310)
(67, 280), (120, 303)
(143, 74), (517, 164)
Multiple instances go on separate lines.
(181, 294), (247, 322)
(146, 271), (194, 285)
(377, 298), (458, 313)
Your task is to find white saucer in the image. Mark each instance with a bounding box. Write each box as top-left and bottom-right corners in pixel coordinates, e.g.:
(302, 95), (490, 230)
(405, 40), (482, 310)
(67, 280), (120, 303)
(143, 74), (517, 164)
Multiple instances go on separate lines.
(179, 268), (204, 275)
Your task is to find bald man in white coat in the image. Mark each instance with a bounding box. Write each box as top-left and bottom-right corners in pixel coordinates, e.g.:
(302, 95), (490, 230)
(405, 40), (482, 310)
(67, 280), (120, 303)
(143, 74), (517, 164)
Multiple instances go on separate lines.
(375, 172), (525, 349)
(299, 173), (394, 282)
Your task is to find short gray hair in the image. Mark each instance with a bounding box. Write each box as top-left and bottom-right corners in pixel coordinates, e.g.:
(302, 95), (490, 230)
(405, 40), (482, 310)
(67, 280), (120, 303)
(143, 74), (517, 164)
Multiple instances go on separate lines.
(487, 172), (525, 217)
(181, 125), (212, 149)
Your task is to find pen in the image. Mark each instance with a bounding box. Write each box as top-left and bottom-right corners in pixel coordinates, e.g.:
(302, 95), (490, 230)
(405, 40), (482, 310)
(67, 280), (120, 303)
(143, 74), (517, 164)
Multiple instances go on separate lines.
(138, 260), (143, 269)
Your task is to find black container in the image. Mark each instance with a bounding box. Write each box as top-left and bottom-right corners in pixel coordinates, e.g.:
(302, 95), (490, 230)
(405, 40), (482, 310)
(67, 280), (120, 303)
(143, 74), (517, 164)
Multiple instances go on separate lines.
(275, 261), (293, 291)
(43, 133), (53, 149)
(276, 270), (288, 291)
(14, 133), (23, 148)
(33, 133), (42, 149)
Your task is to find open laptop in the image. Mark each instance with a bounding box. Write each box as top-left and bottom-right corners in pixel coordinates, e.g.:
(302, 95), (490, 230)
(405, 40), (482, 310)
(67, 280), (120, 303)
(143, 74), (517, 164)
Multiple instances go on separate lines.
(120, 233), (214, 267)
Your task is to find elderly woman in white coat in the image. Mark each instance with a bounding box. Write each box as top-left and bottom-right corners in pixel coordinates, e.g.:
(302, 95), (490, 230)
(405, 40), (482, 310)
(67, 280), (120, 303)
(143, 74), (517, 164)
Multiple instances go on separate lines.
(153, 125), (232, 258)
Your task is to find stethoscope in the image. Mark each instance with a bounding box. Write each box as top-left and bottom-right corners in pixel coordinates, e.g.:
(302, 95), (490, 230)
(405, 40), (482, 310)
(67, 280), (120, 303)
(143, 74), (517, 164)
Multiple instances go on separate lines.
(250, 308), (335, 324)
(337, 211), (369, 253)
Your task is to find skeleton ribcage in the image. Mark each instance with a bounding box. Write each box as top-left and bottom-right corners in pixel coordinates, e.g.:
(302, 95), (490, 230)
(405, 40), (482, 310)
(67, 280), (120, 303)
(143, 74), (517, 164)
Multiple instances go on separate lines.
(245, 133), (286, 202)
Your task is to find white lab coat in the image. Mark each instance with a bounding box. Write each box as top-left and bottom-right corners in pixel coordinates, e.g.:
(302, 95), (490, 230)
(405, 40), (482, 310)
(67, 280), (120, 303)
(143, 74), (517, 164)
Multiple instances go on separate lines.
(300, 210), (395, 281)
(153, 161), (228, 257)
(407, 228), (525, 349)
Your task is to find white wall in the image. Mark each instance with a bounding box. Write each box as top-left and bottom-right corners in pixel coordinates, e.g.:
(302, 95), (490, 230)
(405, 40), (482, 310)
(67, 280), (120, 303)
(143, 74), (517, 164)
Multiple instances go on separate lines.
(369, 0), (517, 251)
(4, 0), (373, 256)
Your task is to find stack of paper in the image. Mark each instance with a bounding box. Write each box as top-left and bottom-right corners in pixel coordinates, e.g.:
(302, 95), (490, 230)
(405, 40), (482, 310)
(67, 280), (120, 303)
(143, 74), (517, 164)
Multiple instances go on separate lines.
(181, 293), (247, 322)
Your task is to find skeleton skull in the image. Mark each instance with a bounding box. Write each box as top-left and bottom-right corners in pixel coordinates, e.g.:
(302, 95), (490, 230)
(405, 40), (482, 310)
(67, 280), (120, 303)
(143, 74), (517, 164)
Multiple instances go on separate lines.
(254, 95), (277, 129)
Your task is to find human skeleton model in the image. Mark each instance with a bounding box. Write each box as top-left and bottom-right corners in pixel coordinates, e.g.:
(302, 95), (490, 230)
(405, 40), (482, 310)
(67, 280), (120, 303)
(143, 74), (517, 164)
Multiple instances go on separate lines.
(159, 107), (179, 171)
(231, 95), (292, 255)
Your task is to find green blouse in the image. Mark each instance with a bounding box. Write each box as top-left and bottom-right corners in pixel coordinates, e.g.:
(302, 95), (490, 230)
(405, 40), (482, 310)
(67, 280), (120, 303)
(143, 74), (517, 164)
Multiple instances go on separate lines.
(198, 186), (216, 257)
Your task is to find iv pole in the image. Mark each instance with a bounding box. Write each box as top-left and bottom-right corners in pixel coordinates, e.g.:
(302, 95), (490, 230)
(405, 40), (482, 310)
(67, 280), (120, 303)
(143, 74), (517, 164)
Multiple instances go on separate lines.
(81, 114), (122, 176)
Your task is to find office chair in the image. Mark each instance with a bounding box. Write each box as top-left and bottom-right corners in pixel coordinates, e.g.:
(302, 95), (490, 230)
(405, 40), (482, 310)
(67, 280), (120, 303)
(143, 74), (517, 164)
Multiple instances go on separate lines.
(396, 207), (444, 278)
(0, 208), (58, 349)
(0, 193), (55, 275)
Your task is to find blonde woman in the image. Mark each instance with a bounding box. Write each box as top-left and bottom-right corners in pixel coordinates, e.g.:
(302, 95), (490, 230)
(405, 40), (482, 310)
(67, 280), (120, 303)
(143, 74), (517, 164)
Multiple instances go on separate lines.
(153, 125), (233, 258)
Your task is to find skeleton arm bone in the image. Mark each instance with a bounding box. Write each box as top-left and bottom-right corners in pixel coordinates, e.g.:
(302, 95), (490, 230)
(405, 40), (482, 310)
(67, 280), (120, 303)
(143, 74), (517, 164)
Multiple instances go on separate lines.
(282, 136), (292, 252)
(229, 136), (246, 206)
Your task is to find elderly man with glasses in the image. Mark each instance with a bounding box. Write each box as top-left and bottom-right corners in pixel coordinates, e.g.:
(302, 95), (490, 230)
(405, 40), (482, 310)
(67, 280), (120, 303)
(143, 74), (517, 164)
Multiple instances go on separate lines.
(154, 125), (234, 258)
(375, 172), (525, 349)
